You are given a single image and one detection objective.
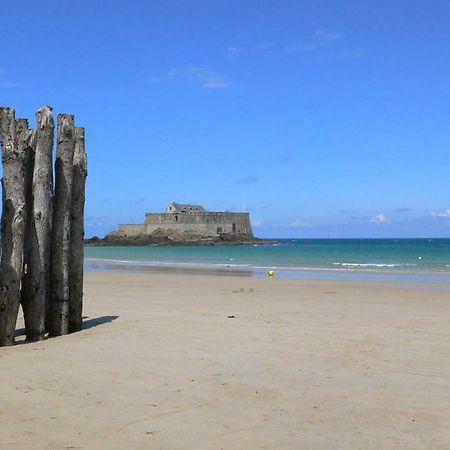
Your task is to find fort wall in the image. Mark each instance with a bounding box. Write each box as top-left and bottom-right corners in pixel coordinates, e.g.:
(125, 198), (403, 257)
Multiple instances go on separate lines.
(119, 212), (253, 237)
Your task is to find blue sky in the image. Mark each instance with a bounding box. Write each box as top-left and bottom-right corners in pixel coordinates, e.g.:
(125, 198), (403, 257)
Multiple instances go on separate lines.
(1, 0), (450, 238)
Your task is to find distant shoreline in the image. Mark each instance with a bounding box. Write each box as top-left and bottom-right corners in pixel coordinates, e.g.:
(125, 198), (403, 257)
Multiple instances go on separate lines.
(84, 257), (450, 285)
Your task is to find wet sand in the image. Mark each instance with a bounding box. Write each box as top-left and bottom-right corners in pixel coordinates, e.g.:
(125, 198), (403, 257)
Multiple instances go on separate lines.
(1, 271), (450, 449)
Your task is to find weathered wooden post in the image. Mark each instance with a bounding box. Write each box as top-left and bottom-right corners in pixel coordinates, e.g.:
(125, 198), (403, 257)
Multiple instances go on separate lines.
(14, 121), (35, 228)
(48, 114), (76, 336)
(19, 119), (35, 322)
(69, 127), (87, 332)
(21, 106), (53, 341)
(0, 105), (87, 343)
(16, 118), (35, 333)
(0, 108), (27, 346)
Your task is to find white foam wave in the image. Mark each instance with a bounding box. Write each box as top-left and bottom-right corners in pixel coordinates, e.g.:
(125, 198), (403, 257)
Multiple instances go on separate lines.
(333, 262), (404, 268)
(85, 258), (252, 269)
(85, 258), (448, 276)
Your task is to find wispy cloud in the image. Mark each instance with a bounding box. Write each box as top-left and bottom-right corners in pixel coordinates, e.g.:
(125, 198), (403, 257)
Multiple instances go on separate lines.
(149, 66), (231, 90)
(238, 175), (259, 184)
(227, 29), (346, 59)
(370, 213), (390, 225)
(225, 42), (275, 57)
(304, 29), (344, 51)
(431, 208), (450, 218)
(289, 218), (306, 228)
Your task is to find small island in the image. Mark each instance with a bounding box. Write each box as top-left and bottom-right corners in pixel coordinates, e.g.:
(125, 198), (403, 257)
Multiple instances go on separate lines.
(86, 202), (275, 246)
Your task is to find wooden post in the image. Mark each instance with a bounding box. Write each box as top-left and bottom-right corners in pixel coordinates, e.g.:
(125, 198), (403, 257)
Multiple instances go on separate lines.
(21, 107), (54, 341)
(19, 119), (35, 324)
(69, 127), (87, 333)
(16, 119), (34, 335)
(0, 108), (27, 346)
(48, 114), (76, 336)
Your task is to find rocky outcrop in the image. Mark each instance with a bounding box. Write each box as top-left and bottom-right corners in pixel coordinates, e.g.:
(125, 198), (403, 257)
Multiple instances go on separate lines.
(85, 228), (275, 246)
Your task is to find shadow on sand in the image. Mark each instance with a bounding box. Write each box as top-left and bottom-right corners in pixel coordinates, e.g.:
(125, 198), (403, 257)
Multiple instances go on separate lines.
(82, 315), (119, 330)
(14, 315), (119, 341)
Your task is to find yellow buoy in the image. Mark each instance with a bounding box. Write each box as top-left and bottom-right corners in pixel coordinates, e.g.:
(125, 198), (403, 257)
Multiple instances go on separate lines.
(268, 270), (275, 278)
(418, 256), (422, 260)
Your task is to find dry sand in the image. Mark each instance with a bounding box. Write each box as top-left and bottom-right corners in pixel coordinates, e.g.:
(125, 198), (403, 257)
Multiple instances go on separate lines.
(1, 271), (450, 449)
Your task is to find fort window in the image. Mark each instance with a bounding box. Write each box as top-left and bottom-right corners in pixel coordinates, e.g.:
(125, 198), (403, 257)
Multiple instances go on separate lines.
(217, 227), (223, 234)
(232, 223), (236, 233)
(175, 215), (178, 222)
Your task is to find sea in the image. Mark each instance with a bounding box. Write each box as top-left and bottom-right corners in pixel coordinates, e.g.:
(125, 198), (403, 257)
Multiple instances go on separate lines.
(85, 238), (450, 283)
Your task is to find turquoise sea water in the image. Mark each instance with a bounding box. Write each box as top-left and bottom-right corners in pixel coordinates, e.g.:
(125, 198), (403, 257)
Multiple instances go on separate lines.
(85, 239), (450, 282)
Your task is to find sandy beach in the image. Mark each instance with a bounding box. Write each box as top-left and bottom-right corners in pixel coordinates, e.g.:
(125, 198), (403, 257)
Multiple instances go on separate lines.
(2, 271), (450, 449)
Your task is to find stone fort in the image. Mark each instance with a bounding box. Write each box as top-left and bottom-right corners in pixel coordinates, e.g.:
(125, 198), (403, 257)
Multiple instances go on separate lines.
(119, 202), (254, 237)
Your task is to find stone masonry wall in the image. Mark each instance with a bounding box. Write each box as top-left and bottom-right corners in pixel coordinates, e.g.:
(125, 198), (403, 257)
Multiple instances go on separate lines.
(119, 212), (253, 237)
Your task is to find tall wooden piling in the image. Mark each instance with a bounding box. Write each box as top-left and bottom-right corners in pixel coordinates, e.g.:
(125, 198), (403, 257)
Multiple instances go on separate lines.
(48, 114), (76, 336)
(19, 120), (36, 325)
(16, 119), (35, 334)
(69, 127), (87, 332)
(0, 108), (27, 346)
(21, 106), (54, 341)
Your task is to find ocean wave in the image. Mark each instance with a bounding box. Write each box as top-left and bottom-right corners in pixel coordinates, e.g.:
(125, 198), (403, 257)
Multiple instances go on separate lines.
(85, 257), (450, 276)
(332, 262), (418, 268)
(85, 258), (252, 269)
